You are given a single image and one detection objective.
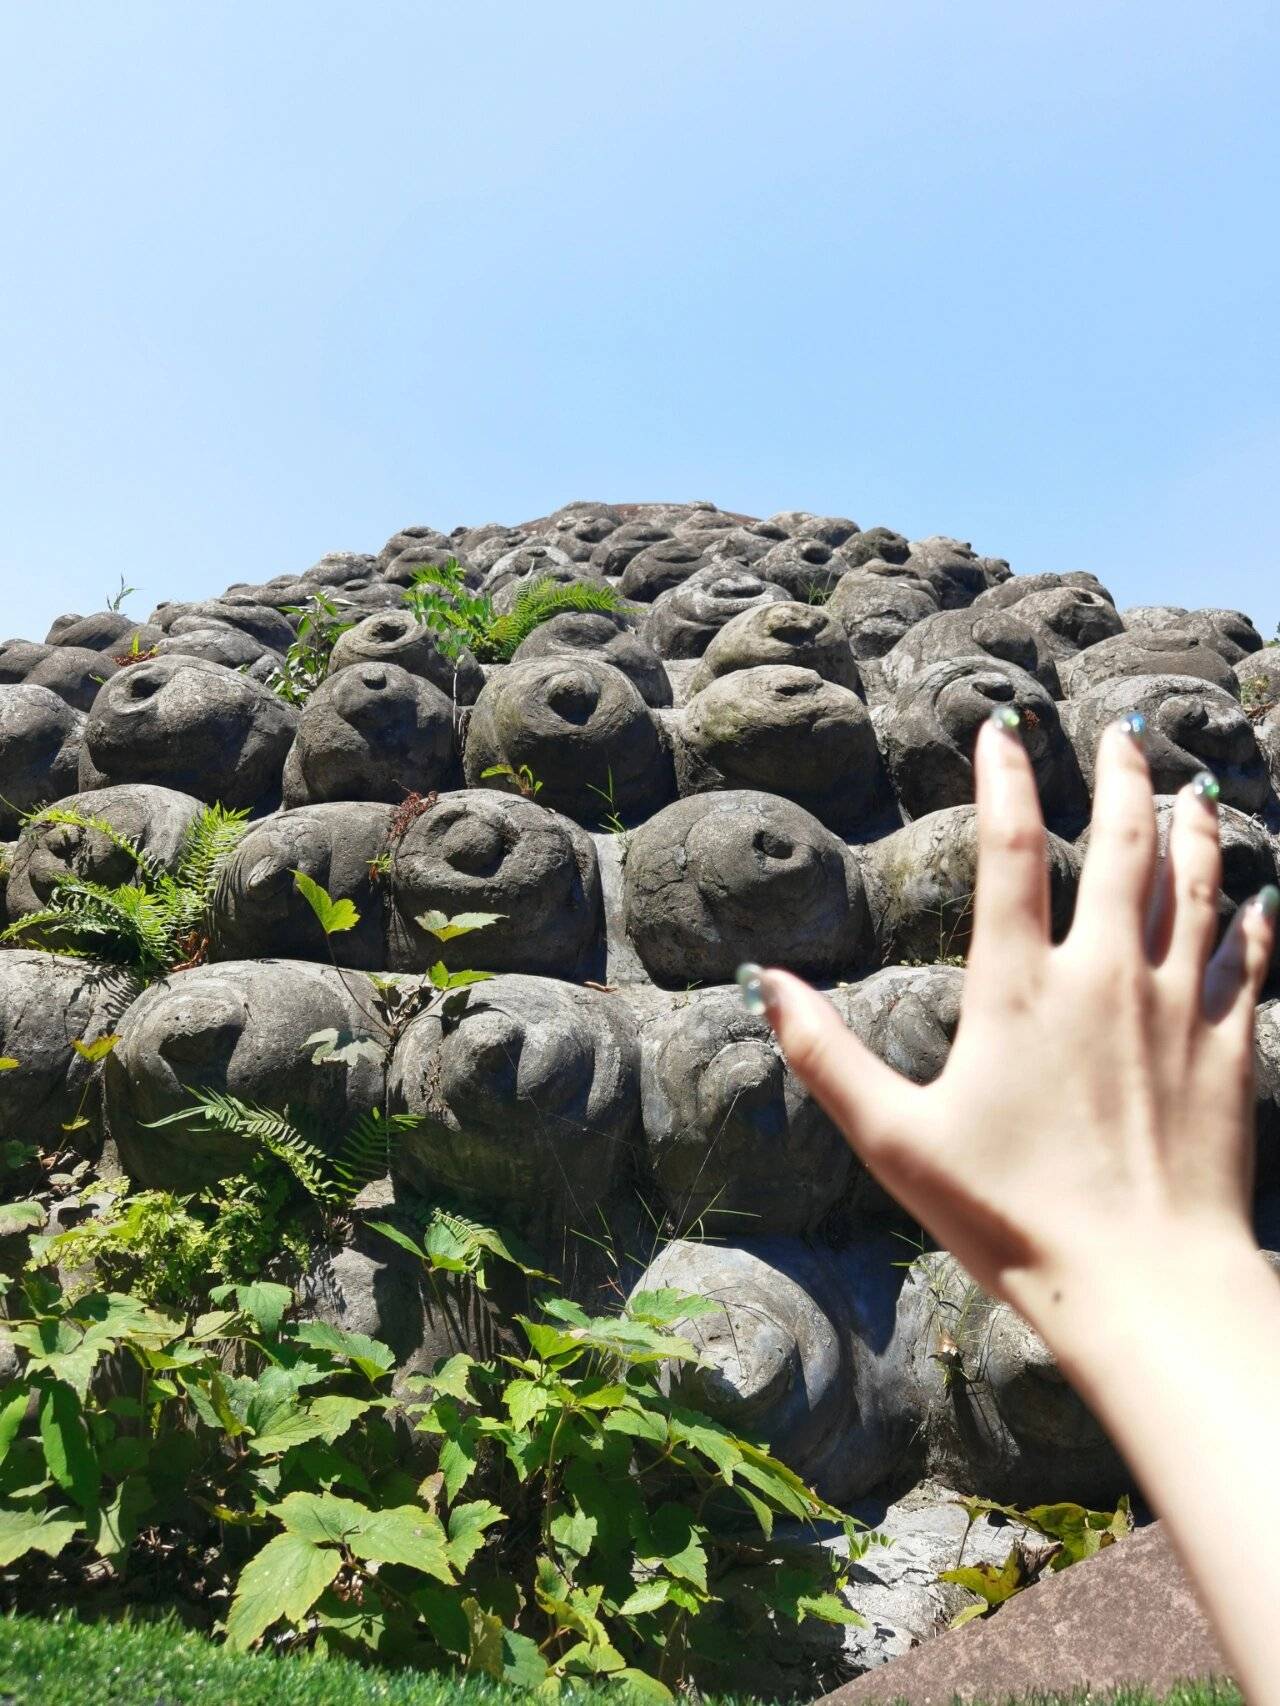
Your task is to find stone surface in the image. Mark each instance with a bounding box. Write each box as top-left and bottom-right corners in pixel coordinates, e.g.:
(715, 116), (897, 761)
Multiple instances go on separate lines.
(282, 661), (459, 806)
(328, 609), (484, 705)
(687, 600), (862, 696)
(0, 686), (86, 836)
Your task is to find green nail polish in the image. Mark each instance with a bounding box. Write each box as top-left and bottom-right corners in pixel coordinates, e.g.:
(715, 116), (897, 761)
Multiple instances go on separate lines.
(1254, 886), (1280, 921)
(736, 962), (769, 1015)
(989, 705), (1021, 733)
(1192, 770), (1221, 804)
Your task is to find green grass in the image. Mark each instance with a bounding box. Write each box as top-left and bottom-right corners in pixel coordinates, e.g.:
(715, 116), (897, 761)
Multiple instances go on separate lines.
(0, 1614), (1243, 1706)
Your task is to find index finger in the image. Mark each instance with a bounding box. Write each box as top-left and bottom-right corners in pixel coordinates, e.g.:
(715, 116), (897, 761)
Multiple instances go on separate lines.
(967, 707), (1051, 979)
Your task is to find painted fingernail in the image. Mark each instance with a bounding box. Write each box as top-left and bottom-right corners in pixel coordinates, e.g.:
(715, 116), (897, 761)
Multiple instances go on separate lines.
(1252, 885), (1280, 922)
(1117, 712), (1147, 741)
(988, 705), (1021, 734)
(1192, 770), (1221, 806)
(736, 962), (774, 1016)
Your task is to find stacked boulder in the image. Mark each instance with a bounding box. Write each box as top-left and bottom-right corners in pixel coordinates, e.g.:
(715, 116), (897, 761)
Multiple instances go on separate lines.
(2, 498), (1277, 1519)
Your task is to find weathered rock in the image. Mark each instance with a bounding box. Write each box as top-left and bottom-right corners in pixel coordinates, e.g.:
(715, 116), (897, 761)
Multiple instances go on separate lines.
(388, 974), (639, 1229)
(462, 656), (673, 826)
(482, 544), (577, 604)
(877, 657), (1087, 830)
(974, 570), (1115, 611)
(751, 538), (848, 600)
(863, 806), (1080, 963)
(634, 1235), (921, 1502)
(78, 657), (298, 811)
(1235, 648), (1280, 710)
(1077, 796), (1277, 927)
(904, 1252), (1125, 1503)
(994, 586), (1125, 661)
(834, 964), (964, 1088)
(376, 526), (457, 570)
(104, 959), (385, 1192)
(5, 783), (203, 922)
(623, 790), (873, 985)
(0, 641), (53, 684)
(881, 608), (1061, 698)
(211, 802), (393, 969)
(642, 568), (791, 660)
(0, 951), (139, 1147)
(151, 626), (282, 683)
(282, 662), (458, 807)
(902, 538), (1011, 607)
(20, 646), (118, 713)
(826, 570), (941, 664)
(688, 601), (861, 696)
(639, 986), (852, 1235)
(1067, 673), (1271, 814)
(1126, 605), (1263, 665)
(675, 665), (896, 837)
(1062, 627), (1239, 698)
(46, 611), (161, 653)
(511, 610), (673, 708)
(328, 609), (484, 705)
(588, 520), (674, 578)
(618, 538), (711, 601)
(386, 788), (602, 978)
(0, 685), (85, 836)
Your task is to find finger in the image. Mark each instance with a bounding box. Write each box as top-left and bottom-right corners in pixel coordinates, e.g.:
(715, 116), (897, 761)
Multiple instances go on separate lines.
(1203, 886), (1279, 1026)
(967, 709), (1050, 978)
(1071, 717), (1158, 949)
(1159, 771), (1224, 986)
(742, 966), (920, 1165)
(1145, 853), (1174, 964)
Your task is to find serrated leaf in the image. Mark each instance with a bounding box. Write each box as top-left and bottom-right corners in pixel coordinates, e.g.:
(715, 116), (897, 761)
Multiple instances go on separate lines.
(499, 1628), (549, 1689)
(93, 1474), (153, 1563)
(292, 869), (360, 936)
(627, 1288), (722, 1326)
(0, 1385), (29, 1464)
(0, 1202), (43, 1236)
(550, 1503), (598, 1559)
(631, 1503), (708, 1593)
(225, 1530), (343, 1649)
(616, 1578), (674, 1617)
(305, 1027), (383, 1068)
(446, 1499), (504, 1570)
(415, 909), (506, 941)
(939, 1546), (1028, 1609)
(366, 1219), (426, 1261)
(504, 1377), (552, 1431)
(462, 1595), (505, 1680)
(346, 1504), (454, 1583)
(427, 1352), (480, 1404)
(71, 1034), (120, 1064)
(38, 1381), (100, 1513)
(233, 1281), (292, 1337)
(950, 1599), (990, 1628)
(292, 1320), (395, 1382)
(0, 1503), (81, 1566)
(438, 1423), (479, 1502)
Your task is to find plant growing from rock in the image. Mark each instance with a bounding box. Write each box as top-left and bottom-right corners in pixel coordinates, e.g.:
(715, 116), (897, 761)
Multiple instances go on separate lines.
(267, 592), (358, 705)
(403, 561), (633, 665)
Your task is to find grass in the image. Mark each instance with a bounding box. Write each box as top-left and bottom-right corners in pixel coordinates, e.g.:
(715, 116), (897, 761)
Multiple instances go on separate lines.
(0, 1614), (1243, 1705)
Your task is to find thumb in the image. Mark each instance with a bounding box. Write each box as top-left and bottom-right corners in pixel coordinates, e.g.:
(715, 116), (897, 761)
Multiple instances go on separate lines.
(741, 965), (920, 1167)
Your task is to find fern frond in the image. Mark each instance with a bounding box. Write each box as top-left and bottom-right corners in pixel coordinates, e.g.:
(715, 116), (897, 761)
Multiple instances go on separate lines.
(25, 806), (161, 885)
(145, 1088), (345, 1205)
(5, 877), (172, 970)
(332, 1109), (419, 1199)
(484, 579), (632, 662)
(174, 805), (251, 907)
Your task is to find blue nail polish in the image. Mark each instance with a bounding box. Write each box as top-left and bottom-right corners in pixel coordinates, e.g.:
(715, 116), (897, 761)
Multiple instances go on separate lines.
(988, 705), (1021, 734)
(1192, 770), (1221, 806)
(1253, 885), (1280, 921)
(736, 962), (768, 1015)
(1118, 712), (1147, 741)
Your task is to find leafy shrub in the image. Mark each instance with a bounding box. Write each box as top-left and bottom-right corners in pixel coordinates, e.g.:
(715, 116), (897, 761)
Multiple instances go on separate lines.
(402, 562), (632, 665)
(1, 804), (249, 978)
(268, 593), (358, 705)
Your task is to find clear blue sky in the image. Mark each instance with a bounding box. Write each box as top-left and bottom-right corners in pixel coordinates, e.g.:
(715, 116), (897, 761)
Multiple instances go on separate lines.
(1, 1), (1277, 642)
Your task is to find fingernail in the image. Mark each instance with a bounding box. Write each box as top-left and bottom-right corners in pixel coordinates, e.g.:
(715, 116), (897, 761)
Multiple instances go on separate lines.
(988, 705), (1021, 735)
(1117, 712), (1147, 742)
(1191, 769), (1221, 807)
(1252, 885), (1280, 922)
(736, 962), (776, 1017)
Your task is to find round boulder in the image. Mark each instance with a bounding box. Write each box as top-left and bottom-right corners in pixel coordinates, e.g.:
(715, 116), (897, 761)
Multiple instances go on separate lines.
(1062, 628), (1238, 699)
(881, 608), (1061, 698)
(641, 568), (791, 660)
(0, 685), (85, 836)
(282, 662), (458, 807)
(687, 601), (861, 695)
(328, 609), (484, 705)
(825, 568), (940, 664)
(511, 610), (673, 709)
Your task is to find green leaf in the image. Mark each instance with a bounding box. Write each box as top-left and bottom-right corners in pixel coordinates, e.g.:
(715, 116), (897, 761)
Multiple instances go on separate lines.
(462, 1596), (505, 1680)
(627, 1288), (722, 1327)
(550, 1503), (598, 1559)
(613, 1668), (675, 1701)
(346, 1504), (454, 1584)
(425, 1352), (480, 1404)
(292, 1321), (395, 1382)
(499, 1628), (549, 1689)
(0, 1503), (82, 1566)
(292, 869), (359, 936)
(445, 1499), (504, 1571)
(38, 1382), (100, 1513)
(0, 1058), (18, 1072)
(504, 1377), (552, 1431)
(438, 1425), (479, 1502)
(93, 1474), (154, 1563)
(305, 1027), (384, 1069)
(950, 1599), (990, 1629)
(366, 1220), (426, 1261)
(71, 1034), (121, 1064)
(0, 1385), (29, 1464)
(0, 1202), (43, 1237)
(233, 1281), (293, 1337)
(225, 1530), (343, 1649)
(415, 910), (506, 941)
(939, 1546), (1029, 1610)
(631, 1503), (708, 1593)
(616, 1578), (674, 1617)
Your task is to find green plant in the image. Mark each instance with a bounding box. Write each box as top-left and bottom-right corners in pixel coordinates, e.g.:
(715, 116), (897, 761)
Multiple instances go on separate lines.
(106, 577), (136, 613)
(940, 1494), (1133, 1627)
(480, 763), (543, 799)
(268, 593), (357, 705)
(587, 768), (628, 840)
(403, 563), (632, 665)
(1, 804), (249, 978)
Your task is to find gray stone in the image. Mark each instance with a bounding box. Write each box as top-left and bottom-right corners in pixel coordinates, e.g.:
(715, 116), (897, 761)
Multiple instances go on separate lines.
(386, 787), (602, 978)
(388, 973), (639, 1229)
(151, 626), (282, 683)
(0, 951), (139, 1148)
(510, 610), (673, 708)
(1235, 648), (1280, 711)
(618, 538), (711, 601)
(589, 520), (675, 579)
(675, 665), (896, 837)
(328, 609), (484, 705)
(826, 570), (941, 665)
(688, 601), (862, 696)
(864, 806), (1080, 964)
(877, 656), (1087, 831)
(0, 685), (85, 836)
(1067, 672), (1271, 814)
(46, 611), (160, 653)
(641, 567), (791, 660)
(623, 790), (873, 985)
(838, 527), (912, 569)
(1127, 605), (1263, 665)
(155, 599), (297, 653)
(882, 608), (1061, 698)
(104, 959), (385, 1192)
(21, 646), (119, 713)
(996, 586), (1125, 660)
(751, 538), (848, 600)
(6, 783), (203, 922)
(78, 657), (298, 811)
(282, 662), (459, 807)
(639, 985), (852, 1235)
(211, 802), (394, 969)
(974, 570), (1115, 612)
(1062, 628), (1239, 699)
(903, 538), (1012, 607)
(462, 656), (673, 826)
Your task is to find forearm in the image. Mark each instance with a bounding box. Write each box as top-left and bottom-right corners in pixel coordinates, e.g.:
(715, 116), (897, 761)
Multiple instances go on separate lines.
(1014, 1235), (1280, 1704)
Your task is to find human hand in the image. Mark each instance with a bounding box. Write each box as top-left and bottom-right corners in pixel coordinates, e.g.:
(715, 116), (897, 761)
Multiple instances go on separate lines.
(740, 708), (1279, 1335)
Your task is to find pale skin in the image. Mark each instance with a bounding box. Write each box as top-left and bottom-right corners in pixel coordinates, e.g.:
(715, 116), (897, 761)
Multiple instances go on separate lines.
(745, 714), (1280, 1703)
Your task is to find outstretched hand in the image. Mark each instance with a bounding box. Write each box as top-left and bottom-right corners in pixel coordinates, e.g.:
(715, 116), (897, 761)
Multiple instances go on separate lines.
(744, 709), (1278, 1333)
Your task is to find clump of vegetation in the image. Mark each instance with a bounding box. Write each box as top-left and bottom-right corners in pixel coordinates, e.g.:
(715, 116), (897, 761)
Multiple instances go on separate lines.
(267, 592), (357, 705)
(940, 1494), (1133, 1627)
(403, 561), (632, 665)
(1, 804), (249, 978)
